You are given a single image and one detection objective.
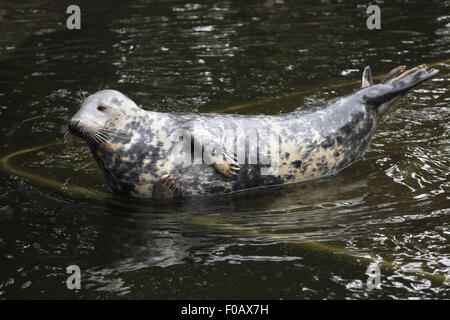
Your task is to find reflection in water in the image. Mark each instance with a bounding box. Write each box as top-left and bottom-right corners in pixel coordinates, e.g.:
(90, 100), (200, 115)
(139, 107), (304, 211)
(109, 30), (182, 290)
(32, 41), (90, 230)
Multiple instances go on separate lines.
(0, 0), (449, 299)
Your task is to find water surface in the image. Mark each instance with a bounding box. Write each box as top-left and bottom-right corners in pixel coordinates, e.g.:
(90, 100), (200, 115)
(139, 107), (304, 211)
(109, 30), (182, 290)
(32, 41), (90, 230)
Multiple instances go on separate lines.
(0, 0), (449, 299)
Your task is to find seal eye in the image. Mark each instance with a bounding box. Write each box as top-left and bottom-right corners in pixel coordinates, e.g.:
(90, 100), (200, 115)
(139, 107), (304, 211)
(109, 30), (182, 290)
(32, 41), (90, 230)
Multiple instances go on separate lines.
(97, 106), (107, 112)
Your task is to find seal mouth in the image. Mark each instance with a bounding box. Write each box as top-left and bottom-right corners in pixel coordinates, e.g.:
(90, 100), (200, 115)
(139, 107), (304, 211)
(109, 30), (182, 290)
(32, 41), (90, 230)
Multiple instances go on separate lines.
(68, 119), (130, 145)
(68, 119), (105, 145)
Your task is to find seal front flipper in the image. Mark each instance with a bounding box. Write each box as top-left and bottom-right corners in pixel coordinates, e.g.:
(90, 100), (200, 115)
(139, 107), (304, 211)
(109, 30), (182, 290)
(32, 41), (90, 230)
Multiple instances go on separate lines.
(190, 128), (240, 178)
(210, 155), (240, 178)
(152, 174), (185, 201)
(361, 66), (373, 88)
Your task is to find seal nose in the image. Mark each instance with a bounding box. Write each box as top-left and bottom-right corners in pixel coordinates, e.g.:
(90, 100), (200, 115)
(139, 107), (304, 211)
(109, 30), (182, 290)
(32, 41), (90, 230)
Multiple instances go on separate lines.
(68, 119), (81, 134)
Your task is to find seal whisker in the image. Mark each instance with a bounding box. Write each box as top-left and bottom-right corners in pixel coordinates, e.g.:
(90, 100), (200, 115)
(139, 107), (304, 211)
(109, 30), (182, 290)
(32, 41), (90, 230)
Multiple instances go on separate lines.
(92, 130), (107, 144)
(78, 87), (87, 100)
(99, 128), (128, 134)
(89, 132), (102, 144)
(81, 129), (99, 145)
(93, 132), (107, 144)
(95, 131), (110, 143)
(100, 132), (128, 139)
(95, 127), (129, 135)
(98, 129), (129, 139)
(63, 127), (74, 148)
(83, 131), (93, 144)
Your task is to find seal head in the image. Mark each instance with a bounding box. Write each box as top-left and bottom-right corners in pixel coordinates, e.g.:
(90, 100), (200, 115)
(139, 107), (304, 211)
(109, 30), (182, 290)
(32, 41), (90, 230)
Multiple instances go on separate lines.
(68, 89), (139, 145)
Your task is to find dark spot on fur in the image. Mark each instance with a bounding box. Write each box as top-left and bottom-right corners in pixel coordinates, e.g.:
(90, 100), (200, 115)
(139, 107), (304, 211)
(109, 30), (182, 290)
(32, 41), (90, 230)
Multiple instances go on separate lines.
(321, 136), (335, 149)
(291, 160), (302, 168)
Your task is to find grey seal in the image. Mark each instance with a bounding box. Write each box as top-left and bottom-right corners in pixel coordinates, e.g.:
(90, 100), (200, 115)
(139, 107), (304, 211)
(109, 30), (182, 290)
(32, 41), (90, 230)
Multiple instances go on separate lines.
(68, 64), (438, 201)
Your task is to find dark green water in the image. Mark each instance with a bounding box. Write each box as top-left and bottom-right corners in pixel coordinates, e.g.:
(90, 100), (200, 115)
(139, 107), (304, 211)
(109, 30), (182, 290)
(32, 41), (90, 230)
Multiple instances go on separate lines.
(0, 0), (449, 299)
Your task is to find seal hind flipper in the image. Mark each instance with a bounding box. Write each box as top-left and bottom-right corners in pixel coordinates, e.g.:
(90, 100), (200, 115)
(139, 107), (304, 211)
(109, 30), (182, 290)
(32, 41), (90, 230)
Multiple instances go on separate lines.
(381, 65), (406, 83)
(152, 174), (185, 201)
(361, 66), (373, 88)
(190, 128), (240, 178)
(362, 64), (438, 115)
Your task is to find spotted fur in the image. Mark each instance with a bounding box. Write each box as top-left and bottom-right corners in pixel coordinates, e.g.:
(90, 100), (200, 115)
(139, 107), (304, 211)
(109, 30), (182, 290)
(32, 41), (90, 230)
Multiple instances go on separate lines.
(68, 65), (438, 200)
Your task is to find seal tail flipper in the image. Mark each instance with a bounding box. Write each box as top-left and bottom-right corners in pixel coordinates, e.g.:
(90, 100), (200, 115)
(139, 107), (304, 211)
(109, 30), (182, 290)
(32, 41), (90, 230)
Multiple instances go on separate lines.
(361, 66), (373, 88)
(363, 64), (438, 107)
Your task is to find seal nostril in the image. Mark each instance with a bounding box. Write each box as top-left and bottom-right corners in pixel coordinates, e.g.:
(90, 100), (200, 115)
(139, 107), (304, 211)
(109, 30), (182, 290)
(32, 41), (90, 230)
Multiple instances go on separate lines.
(68, 120), (81, 133)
